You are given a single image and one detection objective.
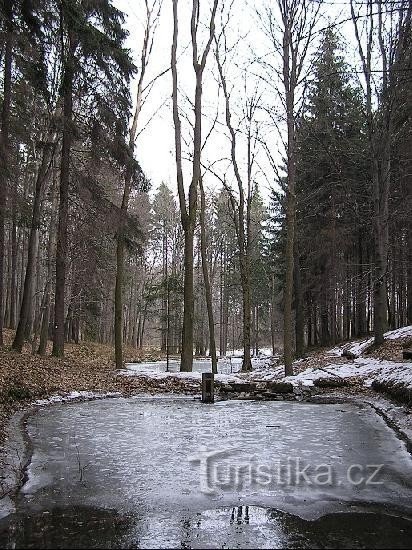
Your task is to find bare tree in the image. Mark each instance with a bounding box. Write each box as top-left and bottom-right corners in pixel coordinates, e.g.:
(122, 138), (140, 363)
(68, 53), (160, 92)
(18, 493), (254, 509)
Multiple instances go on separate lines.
(258, 0), (321, 374)
(199, 178), (217, 373)
(115, 0), (163, 368)
(214, 30), (261, 371)
(171, 0), (219, 372)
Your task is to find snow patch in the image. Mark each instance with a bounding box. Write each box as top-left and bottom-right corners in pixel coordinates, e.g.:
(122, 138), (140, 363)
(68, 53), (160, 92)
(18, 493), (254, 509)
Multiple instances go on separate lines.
(385, 325), (412, 340)
(328, 325), (412, 358)
(373, 363), (412, 389)
(33, 391), (121, 406)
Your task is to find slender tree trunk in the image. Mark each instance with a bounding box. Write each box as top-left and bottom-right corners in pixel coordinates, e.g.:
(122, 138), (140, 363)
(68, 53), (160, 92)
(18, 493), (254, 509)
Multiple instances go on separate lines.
(114, 230), (127, 367)
(24, 229), (40, 341)
(13, 144), (52, 351)
(294, 239), (304, 357)
(407, 215), (412, 325)
(161, 229), (167, 352)
(281, 8), (298, 375)
(356, 232), (366, 336)
(373, 147), (390, 345)
(4, 223), (11, 328)
(38, 177), (58, 355)
(199, 180), (217, 373)
(283, 99), (296, 374)
(271, 272), (277, 355)
(172, 0), (218, 371)
(254, 306), (259, 356)
(0, 1), (13, 346)
(114, 0), (154, 366)
(52, 51), (73, 357)
(240, 251), (252, 370)
(180, 223), (195, 370)
(114, 134), (144, 362)
(9, 197), (17, 329)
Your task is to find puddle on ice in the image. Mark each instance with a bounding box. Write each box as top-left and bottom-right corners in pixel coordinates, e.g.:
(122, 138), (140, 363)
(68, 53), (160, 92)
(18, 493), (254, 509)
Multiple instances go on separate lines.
(1, 398), (412, 548)
(1, 505), (412, 549)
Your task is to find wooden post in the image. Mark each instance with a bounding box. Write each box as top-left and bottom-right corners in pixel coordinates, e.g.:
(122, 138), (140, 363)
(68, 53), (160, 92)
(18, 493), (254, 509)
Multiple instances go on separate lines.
(202, 372), (214, 403)
(402, 349), (412, 360)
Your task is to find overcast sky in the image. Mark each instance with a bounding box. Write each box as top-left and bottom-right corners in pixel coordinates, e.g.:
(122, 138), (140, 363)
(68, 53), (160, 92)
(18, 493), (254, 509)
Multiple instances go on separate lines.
(114, 0), (363, 202)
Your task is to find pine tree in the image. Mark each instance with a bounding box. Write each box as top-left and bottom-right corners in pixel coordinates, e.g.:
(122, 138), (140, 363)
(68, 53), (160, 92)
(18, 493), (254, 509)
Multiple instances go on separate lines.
(296, 28), (369, 347)
(50, 0), (135, 357)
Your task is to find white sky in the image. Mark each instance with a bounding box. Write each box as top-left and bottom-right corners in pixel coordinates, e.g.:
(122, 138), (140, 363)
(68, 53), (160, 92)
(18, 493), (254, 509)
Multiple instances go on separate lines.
(113, 0), (373, 203)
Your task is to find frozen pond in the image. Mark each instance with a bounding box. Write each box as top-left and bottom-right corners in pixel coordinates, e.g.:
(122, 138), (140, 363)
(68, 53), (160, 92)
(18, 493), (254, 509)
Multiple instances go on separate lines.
(1, 398), (412, 548)
(125, 357), (243, 375)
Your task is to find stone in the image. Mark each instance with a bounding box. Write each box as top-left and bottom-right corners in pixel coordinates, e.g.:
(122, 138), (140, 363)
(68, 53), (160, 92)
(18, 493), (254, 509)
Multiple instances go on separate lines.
(266, 381), (294, 394)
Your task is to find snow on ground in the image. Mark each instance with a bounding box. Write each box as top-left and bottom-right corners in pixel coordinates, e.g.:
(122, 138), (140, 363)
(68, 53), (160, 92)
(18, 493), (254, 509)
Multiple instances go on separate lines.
(284, 358), (411, 388)
(120, 326), (412, 394)
(373, 362), (412, 388)
(122, 353), (412, 391)
(282, 326), (412, 389)
(120, 366), (244, 384)
(329, 325), (412, 358)
(33, 391), (122, 407)
(385, 325), (412, 340)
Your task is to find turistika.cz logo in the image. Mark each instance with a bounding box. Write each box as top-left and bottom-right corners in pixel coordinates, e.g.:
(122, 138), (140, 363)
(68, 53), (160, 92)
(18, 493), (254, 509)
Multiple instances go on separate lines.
(188, 447), (384, 495)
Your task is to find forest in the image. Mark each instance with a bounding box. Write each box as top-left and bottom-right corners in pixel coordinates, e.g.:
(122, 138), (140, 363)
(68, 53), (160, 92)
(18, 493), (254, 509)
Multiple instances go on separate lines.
(1, 2), (412, 549)
(0, 0), (410, 375)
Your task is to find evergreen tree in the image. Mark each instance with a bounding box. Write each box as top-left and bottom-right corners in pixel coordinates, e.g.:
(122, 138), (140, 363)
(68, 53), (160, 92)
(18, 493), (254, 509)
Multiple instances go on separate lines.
(296, 28), (369, 347)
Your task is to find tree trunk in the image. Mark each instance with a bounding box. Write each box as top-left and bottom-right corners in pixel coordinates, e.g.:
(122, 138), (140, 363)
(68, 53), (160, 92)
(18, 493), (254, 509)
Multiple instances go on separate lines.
(161, 230), (167, 352)
(271, 272), (277, 355)
(282, 13), (297, 375)
(180, 223), (195, 371)
(373, 148), (390, 345)
(9, 198), (17, 329)
(114, 232), (126, 367)
(294, 240), (304, 357)
(356, 232), (367, 336)
(52, 42), (74, 357)
(407, 215), (412, 325)
(240, 252), (252, 371)
(254, 305), (259, 356)
(199, 180), (217, 374)
(13, 144), (52, 351)
(0, 1), (13, 346)
(283, 106), (296, 374)
(38, 177), (58, 355)
(172, 0), (218, 371)
(4, 223), (12, 328)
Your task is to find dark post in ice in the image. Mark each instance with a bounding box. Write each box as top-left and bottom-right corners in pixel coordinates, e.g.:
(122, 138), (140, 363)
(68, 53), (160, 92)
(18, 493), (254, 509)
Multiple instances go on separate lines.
(403, 348), (412, 360)
(202, 372), (214, 403)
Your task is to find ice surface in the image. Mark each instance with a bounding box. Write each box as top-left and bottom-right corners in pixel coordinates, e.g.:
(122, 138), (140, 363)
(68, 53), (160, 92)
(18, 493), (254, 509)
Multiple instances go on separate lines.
(2, 398), (412, 548)
(20, 398), (412, 518)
